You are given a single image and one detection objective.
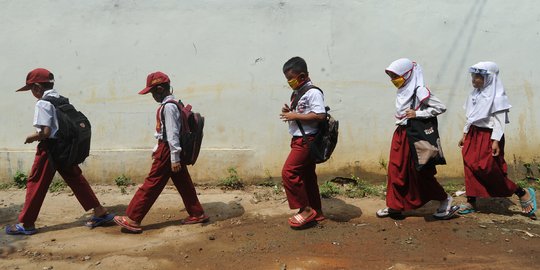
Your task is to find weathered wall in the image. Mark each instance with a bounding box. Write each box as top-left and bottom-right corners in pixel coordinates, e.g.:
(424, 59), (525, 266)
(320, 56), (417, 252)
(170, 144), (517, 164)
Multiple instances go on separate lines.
(1, 0), (539, 184)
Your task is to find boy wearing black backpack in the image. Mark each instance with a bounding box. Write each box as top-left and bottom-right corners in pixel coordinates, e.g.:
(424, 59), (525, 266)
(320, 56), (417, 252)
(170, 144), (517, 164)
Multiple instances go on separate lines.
(5, 68), (114, 235)
(279, 57), (327, 229)
(114, 71), (208, 233)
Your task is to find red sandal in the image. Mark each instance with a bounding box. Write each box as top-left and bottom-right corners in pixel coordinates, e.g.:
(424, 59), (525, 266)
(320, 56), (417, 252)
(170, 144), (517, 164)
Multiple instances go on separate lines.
(288, 209), (318, 228)
(113, 216), (142, 233)
(180, 214), (210, 225)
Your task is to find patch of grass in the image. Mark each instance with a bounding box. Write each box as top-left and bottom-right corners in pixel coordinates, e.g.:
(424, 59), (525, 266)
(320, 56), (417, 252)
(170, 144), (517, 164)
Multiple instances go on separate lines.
(378, 157), (388, 171)
(258, 169), (276, 187)
(442, 181), (465, 195)
(218, 167), (244, 190)
(343, 175), (385, 198)
(48, 179), (67, 193)
(258, 179), (276, 187)
(319, 181), (341, 198)
(13, 171), (28, 189)
(517, 177), (539, 189)
(114, 174), (133, 195)
(0, 182), (13, 190)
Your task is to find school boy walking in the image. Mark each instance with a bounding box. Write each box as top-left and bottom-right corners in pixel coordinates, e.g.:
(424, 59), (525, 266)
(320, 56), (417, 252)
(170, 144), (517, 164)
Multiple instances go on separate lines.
(5, 68), (114, 235)
(377, 58), (459, 219)
(279, 57), (326, 229)
(114, 72), (208, 233)
(458, 62), (537, 218)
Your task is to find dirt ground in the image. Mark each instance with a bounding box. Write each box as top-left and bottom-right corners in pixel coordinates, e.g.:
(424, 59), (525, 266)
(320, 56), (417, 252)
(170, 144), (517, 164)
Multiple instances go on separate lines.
(1, 185), (539, 270)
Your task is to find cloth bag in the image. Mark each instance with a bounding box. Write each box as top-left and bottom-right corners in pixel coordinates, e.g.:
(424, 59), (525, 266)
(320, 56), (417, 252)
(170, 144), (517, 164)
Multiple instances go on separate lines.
(406, 87), (446, 170)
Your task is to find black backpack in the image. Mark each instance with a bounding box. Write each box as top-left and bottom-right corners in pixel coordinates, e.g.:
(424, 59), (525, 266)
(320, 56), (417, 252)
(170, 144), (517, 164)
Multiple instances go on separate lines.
(161, 100), (204, 165)
(292, 86), (339, 164)
(41, 96), (91, 168)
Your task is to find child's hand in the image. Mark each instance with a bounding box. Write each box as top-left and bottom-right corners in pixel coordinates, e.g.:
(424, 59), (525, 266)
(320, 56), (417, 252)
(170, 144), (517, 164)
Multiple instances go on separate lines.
(458, 134), (466, 148)
(282, 104), (291, 113)
(491, 140), (500, 156)
(280, 112), (296, 122)
(171, 162), (182, 173)
(24, 135), (35, 144)
(405, 109), (416, 119)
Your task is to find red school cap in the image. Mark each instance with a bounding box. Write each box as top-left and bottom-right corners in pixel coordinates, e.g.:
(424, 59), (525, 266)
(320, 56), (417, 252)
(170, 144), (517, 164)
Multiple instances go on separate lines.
(138, 71), (170, 95)
(16, 68), (55, 92)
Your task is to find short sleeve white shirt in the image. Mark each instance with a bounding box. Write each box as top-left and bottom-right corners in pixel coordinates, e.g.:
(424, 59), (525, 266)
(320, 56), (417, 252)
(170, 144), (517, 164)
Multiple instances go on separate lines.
(33, 89), (59, 138)
(154, 95), (182, 163)
(288, 84), (326, 136)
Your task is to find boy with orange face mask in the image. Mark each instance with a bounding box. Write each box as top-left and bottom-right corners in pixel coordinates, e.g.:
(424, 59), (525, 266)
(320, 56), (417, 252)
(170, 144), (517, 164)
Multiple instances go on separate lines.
(279, 57), (326, 229)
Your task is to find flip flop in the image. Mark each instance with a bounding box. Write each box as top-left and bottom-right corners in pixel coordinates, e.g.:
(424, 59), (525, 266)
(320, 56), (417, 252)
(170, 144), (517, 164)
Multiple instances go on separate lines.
(457, 204), (477, 215)
(113, 216), (142, 233)
(520, 188), (537, 217)
(85, 213), (115, 228)
(180, 214), (209, 225)
(433, 205), (460, 220)
(288, 209), (317, 228)
(5, 224), (37, 235)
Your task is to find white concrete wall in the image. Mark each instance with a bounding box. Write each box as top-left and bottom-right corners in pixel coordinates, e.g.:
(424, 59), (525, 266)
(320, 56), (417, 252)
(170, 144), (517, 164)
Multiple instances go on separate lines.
(1, 0), (539, 183)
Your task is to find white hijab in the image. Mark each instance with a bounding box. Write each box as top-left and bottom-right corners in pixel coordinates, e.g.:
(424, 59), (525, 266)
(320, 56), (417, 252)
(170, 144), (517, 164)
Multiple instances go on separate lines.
(465, 61), (511, 124)
(385, 58), (431, 120)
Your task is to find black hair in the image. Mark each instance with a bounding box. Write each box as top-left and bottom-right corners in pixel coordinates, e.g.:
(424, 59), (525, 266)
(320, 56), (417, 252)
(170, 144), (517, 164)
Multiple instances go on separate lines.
(283, 56), (308, 74)
(154, 82), (171, 92)
(40, 82), (54, 90)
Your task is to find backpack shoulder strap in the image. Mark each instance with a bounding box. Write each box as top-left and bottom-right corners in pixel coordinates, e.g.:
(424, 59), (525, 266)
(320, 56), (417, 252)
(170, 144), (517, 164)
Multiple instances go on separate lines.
(292, 85), (325, 143)
(41, 95), (70, 107)
(160, 99), (184, 141)
(290, 84), (323, 110)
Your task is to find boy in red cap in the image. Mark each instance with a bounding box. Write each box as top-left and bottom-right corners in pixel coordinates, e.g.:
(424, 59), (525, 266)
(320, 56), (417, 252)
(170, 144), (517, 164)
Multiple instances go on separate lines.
(114, 71), (208, 233)
(5, 68), (114, 235)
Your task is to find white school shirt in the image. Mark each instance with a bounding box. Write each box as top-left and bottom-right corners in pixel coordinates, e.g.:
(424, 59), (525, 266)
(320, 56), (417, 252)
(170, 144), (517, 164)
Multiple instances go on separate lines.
(395, 94), (446, 126)
(155, 95), (182, 163)
(288, 82), (326, 136)
(33, 89), (60, 138)
(463, 111), (507, 141)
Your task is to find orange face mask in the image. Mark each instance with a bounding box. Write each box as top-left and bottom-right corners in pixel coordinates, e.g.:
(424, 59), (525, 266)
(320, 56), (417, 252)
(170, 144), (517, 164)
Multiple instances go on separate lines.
(288, 78), (301, 89)
(391, 76), (406, 88)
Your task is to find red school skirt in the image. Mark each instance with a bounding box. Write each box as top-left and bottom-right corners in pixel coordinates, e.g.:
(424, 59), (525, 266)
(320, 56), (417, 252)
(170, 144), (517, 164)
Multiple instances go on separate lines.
(386, 126), (447, 211)
(461, 126), (518, 198)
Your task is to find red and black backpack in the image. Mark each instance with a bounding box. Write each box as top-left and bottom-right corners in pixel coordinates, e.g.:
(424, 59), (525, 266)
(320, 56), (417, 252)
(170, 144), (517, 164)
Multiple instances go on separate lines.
(160, 100), (205, 165)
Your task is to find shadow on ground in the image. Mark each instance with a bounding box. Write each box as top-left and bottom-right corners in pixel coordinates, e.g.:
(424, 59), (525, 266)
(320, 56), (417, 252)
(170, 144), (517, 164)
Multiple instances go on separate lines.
(322, 198), (362, 222)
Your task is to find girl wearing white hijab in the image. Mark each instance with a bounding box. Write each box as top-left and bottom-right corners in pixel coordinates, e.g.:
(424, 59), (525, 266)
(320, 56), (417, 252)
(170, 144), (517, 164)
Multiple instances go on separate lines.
(459, 62), (536, 218)
(377, 58), (458, 219)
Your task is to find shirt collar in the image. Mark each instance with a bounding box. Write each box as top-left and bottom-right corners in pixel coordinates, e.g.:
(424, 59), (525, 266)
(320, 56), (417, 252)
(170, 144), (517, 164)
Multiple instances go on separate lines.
(161, 94), (175, 104)
(43, 89), (59, 98)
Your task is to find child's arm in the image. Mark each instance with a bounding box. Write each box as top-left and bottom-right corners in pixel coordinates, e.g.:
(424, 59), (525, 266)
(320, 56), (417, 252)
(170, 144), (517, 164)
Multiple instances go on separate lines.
(409, 94), (447, 119)
(25, 126), (51, 144)
(163, 103), (182, 172)
(280, 111), (325, 122)
(490, 110), (506, 156)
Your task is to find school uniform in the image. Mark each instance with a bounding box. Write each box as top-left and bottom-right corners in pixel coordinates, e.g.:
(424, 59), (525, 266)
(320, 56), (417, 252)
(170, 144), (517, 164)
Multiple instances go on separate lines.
(385, 60), (448, 211)
(282, 81), (326, 211)
(125, 95), (204, 223)
(18, 89), (101, 225)
(462, 62), (517, 198)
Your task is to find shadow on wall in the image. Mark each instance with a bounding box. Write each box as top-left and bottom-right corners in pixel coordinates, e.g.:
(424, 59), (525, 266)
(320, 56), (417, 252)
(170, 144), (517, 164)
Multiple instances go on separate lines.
(434, 0), (486, 122)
